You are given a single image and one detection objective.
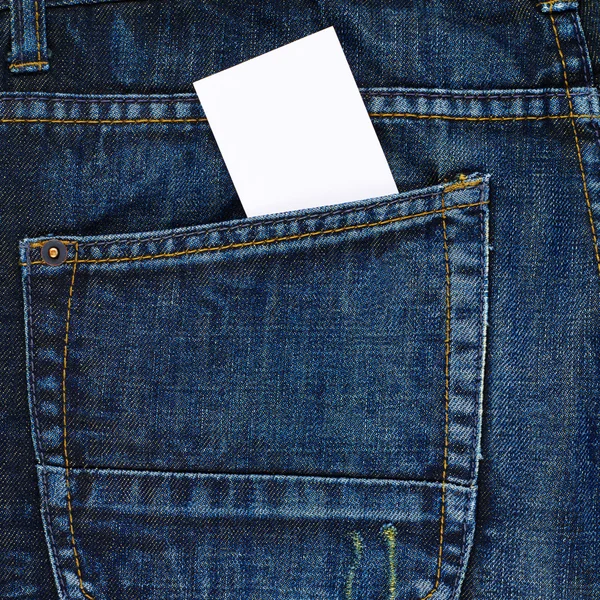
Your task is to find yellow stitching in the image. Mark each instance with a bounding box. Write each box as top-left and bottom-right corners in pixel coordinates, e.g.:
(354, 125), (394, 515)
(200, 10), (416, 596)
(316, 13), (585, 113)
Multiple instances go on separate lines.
(22, 199), (488, 267)
(61, 242), (95, 600)
(549, 8), (600, 282)
(29, 239), (72, 249)
(370, 113), (597, 121)
(34, 0), (41, 63)
(344, 531), (363, 600)
(419, 188), (452, 600)
(23, 180), (481, 256)
(444, 178), (477, 193)
(0, 114), (597, 125)
(9, 60), (49, 68)
(381, 525), (397, 599)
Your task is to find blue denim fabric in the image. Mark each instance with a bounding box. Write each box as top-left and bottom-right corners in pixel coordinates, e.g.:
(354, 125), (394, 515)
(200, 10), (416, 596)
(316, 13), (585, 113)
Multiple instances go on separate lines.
(1, 1), (600, 599)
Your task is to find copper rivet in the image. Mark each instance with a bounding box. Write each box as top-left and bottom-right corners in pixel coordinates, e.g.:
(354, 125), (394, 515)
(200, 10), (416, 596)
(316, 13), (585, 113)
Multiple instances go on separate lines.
(41, 239), (68, 266)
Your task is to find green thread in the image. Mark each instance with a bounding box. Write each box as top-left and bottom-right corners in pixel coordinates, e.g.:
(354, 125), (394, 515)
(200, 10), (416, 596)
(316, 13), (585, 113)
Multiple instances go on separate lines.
(382, 525), (397, 599)
(345, 531), (364, 600)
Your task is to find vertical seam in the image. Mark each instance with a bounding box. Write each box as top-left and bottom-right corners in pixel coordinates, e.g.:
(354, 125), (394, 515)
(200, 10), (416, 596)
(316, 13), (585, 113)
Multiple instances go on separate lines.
(381, 525), (398, 599)
(549, 6), (600, 282)
(40, 466), (70, 596)
(17, 0), (24, 65)
(33, 0), (41, 64)
(570, 11), (600, 173)
(61, 242), (95, 600)
(419, 190), (452, 600)
(450, 201), (487, 600)
(25, 244), (43, 463)
(26, 245), (69, 597)
(344, 531), (363, 599)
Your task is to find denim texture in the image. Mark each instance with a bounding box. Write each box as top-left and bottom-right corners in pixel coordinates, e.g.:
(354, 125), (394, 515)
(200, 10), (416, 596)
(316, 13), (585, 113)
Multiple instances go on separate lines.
(1, 1), (600, 599)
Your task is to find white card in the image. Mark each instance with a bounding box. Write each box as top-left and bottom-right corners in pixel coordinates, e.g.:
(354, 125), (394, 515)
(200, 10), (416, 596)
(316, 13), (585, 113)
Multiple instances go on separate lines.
(193, 26), (398, 218)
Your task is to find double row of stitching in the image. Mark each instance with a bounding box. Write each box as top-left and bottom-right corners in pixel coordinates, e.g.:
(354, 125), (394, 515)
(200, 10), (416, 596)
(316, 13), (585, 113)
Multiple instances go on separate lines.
(0, 90), (592, 103)
(548, 6), (600, 283)
(23, 179), (484, 264)
(0, 114), (598, 126)
(418, 188), (453, 599)
(22, 179), (481, 257)
(60, 242), (95, 599)
(24, 199), (488, 267)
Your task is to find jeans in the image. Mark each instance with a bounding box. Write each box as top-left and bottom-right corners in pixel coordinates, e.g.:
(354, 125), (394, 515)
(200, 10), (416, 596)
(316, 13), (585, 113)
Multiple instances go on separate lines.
(1, 1), (599, 599)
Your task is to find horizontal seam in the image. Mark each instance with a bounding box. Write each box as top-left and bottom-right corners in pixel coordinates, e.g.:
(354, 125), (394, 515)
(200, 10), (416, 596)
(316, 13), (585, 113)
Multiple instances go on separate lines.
(9, 60), (49, 68)
(0, 117), (207, 124)
(22, 199), (488, 266)
(0, 91), (592, 103)
(23, 179), (483, 254)
(40, 464), (476, 491)
(26, 180), (479, 251)
(0, 114), (597, 125)
(369, 113), (596, 121)
(361, 90), (591, 99)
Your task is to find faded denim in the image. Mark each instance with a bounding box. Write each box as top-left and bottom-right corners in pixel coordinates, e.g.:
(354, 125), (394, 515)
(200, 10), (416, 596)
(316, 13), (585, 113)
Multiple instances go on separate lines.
(1, 1), (600, 599)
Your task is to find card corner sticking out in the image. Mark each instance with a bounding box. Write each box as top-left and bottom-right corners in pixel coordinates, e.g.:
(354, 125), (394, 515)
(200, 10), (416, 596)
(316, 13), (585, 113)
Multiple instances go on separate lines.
(193, 26), (398, 218)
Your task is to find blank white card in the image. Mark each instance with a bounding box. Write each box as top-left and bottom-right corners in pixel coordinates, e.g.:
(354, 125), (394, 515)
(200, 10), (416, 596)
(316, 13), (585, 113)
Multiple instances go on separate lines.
(193, 27), (398, 218)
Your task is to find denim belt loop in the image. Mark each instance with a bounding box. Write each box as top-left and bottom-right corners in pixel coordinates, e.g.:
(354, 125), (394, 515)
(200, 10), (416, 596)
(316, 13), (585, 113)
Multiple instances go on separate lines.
(8, 0), (49, 73)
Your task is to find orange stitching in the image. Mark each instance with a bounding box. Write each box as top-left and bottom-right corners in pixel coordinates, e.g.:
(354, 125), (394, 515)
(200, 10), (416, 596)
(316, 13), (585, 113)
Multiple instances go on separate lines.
(549, 8), (600, 281)
(29, 238), (71, 248)
(21, 179), (482, 262)
(61, 242), (95, 600)
(9, 0), (45, 71)
(0, 115), (597, 125)
(9, 60), (49, 68)
(34, 0), (42, 63)
(23, 199), (488, 267)
(419, 189), (452, 600)
(370, 113), (597, 122)
(537, 0), (568, 6)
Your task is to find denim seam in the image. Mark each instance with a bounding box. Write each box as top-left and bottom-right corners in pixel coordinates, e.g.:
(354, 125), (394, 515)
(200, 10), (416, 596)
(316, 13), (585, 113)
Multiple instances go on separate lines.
(21, 181), (482, 262)
(451, 490), (475, 600)
(8, 0), (49, 71)
(26, 250), (69, 598)
(570, 11), (600, 186)
(0, 91), (592, 103)
(452, 198), (487, 599)
(70, 182), (476, 250)
(418, 189), (453, 600)
(25, 200), (489, 267)
(78, 191), (448, 249)
(60, 242), (95, 600)
(549, 6), (600, 283)
(40, 466), (69, 598)
(25, 245), (44, 463)
(469, 187), (487, 487)
(43, 464), (476, 490)
(1, 114), (599, 126)
(362, 90), (590, 99)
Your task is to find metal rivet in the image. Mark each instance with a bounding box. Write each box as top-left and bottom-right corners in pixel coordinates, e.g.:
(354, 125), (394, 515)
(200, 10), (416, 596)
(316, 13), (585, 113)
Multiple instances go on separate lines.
(41, 239), (68, 266)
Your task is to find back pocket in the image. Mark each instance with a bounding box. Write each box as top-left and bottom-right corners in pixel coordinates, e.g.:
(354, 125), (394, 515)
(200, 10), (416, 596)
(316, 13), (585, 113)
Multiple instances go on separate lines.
(21, 174), (489, 600)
